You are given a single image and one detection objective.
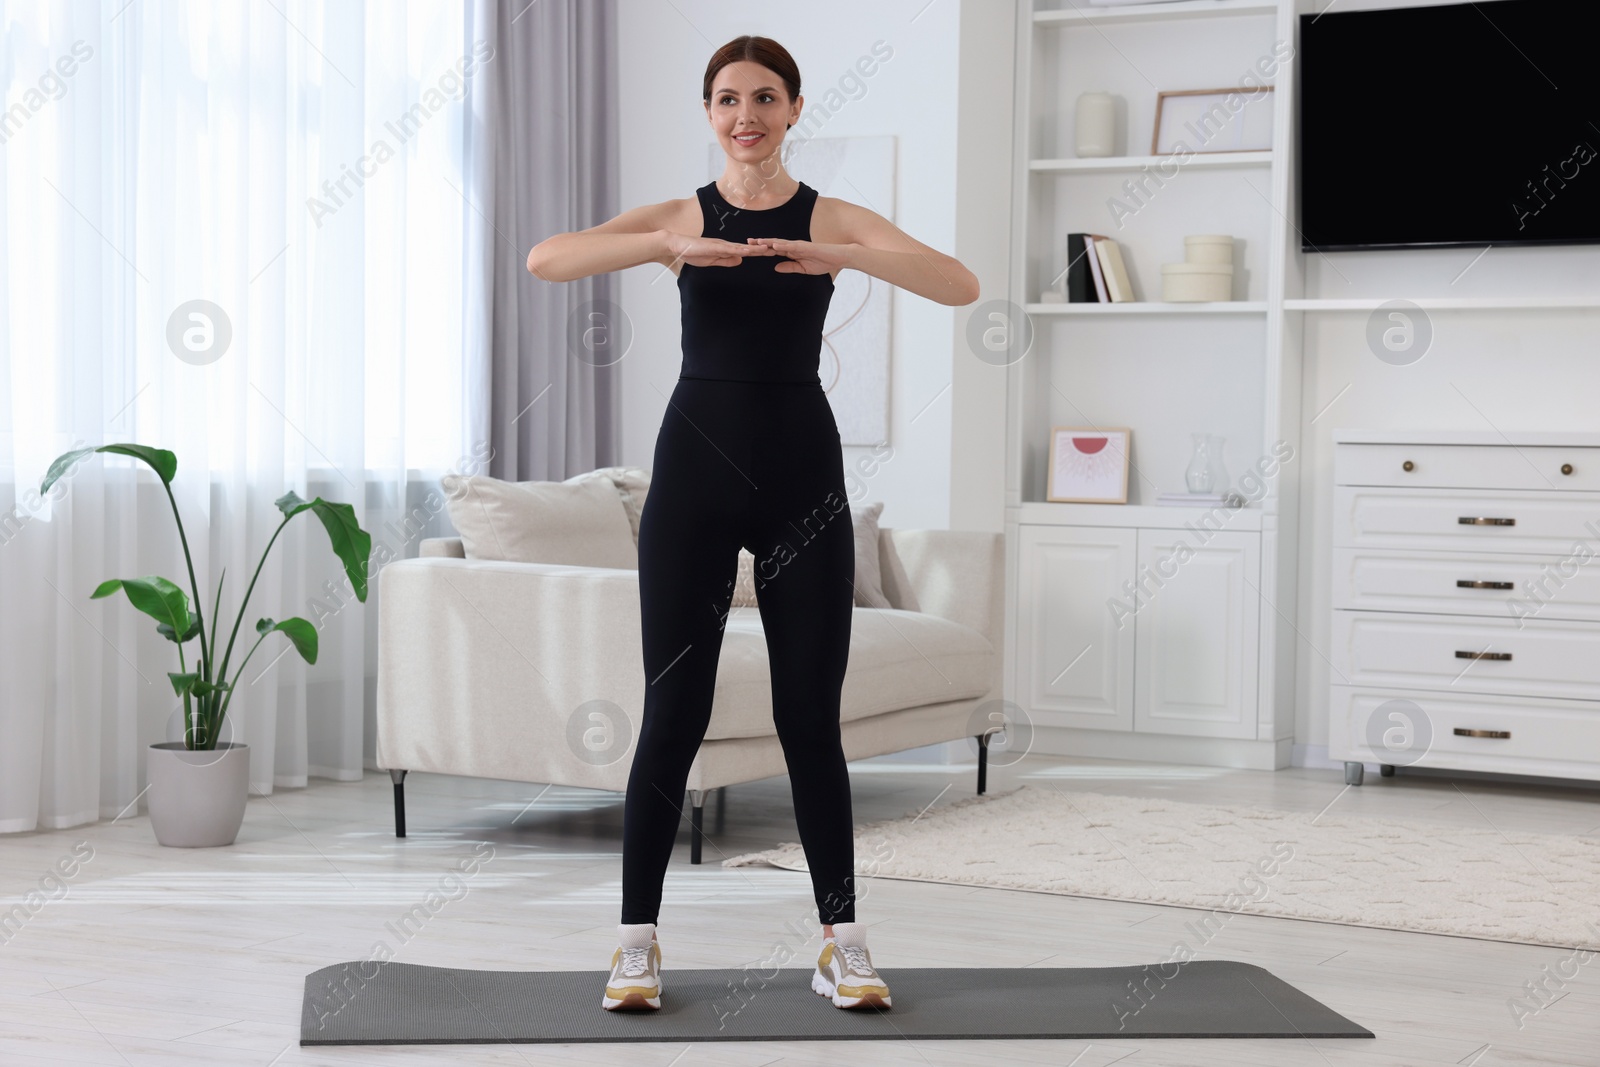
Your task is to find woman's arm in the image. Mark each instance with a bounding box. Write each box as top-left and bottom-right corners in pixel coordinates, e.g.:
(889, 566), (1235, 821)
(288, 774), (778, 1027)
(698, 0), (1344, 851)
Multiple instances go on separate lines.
(526, 199), (772, 283)
(526, 202), (674, 283)
(838, 200), (980, 306)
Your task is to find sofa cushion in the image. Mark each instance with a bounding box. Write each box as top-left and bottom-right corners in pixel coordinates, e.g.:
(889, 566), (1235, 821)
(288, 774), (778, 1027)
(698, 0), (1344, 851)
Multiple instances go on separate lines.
(877, 528), (921, 614)
(730, 502), (899, 610)
(731, 548), (760, 608)
(700, 606), (994, 741)
(848, 502), (892, 608)
(440, 474), (637, 568)
(567, 466), (650, 544)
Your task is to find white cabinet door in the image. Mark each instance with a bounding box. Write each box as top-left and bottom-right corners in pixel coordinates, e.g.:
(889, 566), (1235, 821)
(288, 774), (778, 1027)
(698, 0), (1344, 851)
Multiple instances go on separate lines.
(1133, 529), (1260, 738)
(1016, 524), (1136, 731)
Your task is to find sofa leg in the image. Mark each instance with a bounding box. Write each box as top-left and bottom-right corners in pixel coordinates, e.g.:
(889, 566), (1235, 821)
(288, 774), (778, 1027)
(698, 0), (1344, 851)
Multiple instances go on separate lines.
(714, 785), (727, 835)
(976, 734), (988, 795)
(688, 789), (705, 865)
(389, 769), (408, 837)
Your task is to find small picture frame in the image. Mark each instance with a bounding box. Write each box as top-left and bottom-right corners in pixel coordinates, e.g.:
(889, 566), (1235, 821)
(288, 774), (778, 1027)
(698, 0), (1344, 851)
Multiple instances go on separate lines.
(1151, 86), (1275, 156)
(1047, 426), (1131, 504)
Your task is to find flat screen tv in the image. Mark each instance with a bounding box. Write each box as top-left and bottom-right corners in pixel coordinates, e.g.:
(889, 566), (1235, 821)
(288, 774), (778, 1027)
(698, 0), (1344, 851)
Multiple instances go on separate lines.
(1298, 0), (1599, 251)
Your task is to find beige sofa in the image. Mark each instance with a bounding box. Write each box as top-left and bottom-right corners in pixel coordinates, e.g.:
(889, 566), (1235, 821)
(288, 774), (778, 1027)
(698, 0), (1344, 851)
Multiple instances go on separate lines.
(374, 475), (1005, 863)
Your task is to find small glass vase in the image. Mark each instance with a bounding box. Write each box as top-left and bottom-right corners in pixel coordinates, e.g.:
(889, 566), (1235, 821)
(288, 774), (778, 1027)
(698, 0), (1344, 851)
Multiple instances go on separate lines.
(1184, 434), (1214, 493)
(1207, 434), (1229, 496)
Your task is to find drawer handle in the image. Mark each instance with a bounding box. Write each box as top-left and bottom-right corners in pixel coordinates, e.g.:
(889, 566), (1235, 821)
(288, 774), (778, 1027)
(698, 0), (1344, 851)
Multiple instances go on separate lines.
(1456, 579), (1513, 590)
(1455, 650), (1512, 661)
(1454, 728), (1511, 739)
(1458, 516), (1515, 526)
(1561, 463), (1574, 475)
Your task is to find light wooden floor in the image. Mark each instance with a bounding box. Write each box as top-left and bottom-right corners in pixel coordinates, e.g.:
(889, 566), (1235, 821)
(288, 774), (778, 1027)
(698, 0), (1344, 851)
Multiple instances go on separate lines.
(2, 748), (1597, 1066)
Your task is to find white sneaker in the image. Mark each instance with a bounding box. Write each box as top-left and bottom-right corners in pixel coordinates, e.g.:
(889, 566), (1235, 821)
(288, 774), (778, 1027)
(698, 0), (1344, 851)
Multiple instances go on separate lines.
(602, 922), (662, 1010)
(811, 921), (892, 1009)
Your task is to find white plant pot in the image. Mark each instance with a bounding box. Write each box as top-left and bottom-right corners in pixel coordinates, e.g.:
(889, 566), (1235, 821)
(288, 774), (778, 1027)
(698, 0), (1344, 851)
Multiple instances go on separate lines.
(146, 741), (250, 847)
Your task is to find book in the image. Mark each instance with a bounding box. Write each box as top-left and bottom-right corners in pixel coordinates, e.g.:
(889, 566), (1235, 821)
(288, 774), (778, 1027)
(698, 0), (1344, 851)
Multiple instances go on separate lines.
(1084, 234), (1109, 302)
(1065, 233), (1099, 303)
(1093, 237), (1136, 303)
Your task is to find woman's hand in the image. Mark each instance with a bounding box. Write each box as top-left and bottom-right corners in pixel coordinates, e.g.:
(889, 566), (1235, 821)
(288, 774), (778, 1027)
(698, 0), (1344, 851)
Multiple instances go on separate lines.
(663, 232), (777, 268)
(745, 237), (851, 277)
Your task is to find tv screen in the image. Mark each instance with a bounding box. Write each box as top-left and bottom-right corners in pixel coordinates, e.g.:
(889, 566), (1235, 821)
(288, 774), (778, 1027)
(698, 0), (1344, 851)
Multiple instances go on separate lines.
(1298, 0), (1600, 251)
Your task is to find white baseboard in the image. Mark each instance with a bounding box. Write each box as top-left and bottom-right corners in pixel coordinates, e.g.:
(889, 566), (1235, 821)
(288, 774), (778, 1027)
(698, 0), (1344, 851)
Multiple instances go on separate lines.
(1024, 725), (1289, 770)
(1291, 744), (1345, 770)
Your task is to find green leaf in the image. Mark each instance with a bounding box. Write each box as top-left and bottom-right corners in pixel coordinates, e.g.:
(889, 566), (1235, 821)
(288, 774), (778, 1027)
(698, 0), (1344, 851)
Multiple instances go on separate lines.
(156, 611), (202, 644)
(257, 616), (318, 665)
(190, 677), (232, 697)
(168, 672), (200, 697)
(273, 494), (373, 603)
(92, 576), (191, 635)
(97, 444), (178, 485)
(41, 448), (97, 494)
(273, 490), (308, 517)
(42, 444), (177, 493)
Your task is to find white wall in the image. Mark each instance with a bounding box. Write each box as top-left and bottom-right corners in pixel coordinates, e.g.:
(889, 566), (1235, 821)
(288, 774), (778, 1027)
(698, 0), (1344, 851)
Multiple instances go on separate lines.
(615, 0), (967, 531)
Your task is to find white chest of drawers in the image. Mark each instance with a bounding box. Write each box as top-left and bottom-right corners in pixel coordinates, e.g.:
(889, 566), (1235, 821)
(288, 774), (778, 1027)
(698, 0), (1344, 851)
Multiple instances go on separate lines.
(1328, 430), (1600, 786)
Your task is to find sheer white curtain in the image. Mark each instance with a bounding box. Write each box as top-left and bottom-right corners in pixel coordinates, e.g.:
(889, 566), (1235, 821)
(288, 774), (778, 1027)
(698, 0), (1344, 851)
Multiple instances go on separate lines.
(0, 0), (492, 833)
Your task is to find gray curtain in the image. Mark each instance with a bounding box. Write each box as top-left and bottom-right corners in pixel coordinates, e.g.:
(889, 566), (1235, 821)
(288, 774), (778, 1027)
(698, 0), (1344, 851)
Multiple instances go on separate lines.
(470, 0), (622, 481)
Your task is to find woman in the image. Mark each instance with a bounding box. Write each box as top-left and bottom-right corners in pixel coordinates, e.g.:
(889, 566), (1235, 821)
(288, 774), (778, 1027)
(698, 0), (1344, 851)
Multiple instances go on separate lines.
(527, 34), (978, 1014)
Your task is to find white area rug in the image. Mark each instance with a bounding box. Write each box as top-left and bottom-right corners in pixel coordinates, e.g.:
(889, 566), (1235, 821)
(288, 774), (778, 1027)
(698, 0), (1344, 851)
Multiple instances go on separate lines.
(722, 785), (1600, 951)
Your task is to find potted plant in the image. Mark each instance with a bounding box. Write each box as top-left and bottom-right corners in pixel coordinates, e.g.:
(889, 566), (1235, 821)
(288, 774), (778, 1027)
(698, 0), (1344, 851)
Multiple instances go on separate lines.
(42, 443), (372, 847)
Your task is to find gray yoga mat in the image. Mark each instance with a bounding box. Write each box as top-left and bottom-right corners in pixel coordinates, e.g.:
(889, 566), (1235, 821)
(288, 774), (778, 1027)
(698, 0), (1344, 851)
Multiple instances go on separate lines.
(300, 959), (1372, 1045)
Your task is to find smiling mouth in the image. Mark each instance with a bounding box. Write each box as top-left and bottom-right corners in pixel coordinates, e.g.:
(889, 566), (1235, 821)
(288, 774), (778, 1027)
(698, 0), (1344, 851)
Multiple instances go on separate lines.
(734, 132), (764, 145)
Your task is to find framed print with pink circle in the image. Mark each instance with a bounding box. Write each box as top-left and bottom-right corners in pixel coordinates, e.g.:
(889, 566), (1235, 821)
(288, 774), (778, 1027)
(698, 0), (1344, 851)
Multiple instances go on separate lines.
(1046, 427), (1130, 504)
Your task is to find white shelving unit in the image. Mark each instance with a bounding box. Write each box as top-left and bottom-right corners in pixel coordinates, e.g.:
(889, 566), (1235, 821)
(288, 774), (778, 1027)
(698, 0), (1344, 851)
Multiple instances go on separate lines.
(1003, 0), (1600, 778)
(1284, 297), (1600, 311)
(1031, 151), (1274, 173)
(1034, 0), (1279, 27)
(1025, 301), (1268, 315)
(1004, 0), (1301, 770)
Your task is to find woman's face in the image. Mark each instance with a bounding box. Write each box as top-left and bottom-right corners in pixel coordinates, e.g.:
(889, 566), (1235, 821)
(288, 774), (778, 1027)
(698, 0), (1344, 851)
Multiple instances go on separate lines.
(706, 60), (800, 165)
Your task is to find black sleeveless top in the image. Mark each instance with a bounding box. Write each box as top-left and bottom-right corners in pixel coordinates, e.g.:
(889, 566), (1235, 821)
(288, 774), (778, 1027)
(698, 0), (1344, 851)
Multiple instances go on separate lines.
(677, 180), (835, 384)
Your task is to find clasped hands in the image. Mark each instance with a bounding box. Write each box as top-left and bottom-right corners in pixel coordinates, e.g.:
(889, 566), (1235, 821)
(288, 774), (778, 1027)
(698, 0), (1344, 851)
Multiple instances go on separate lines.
(669, 233), (848, 277)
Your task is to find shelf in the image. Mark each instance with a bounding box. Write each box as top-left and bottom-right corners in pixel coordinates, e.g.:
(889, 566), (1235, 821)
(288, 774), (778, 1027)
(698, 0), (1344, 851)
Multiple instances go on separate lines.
(1032, 151), (1274, 173)
(1334, 429), (1600, 447)
(1011, 500), (1264, 531)
(1027, 301), (1267, 314)
(1285, 297), (1600, 311)
(1035, 1), (1278, 27)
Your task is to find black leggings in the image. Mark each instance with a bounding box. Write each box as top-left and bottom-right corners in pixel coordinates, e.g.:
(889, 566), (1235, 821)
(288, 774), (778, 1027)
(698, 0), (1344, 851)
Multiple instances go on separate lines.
(621, 375), (857, 927)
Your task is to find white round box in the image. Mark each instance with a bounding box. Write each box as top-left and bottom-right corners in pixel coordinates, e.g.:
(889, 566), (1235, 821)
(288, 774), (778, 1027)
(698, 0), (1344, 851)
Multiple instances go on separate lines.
(1162, 262), (1233, 302)
(1183, 234), (1234, 265)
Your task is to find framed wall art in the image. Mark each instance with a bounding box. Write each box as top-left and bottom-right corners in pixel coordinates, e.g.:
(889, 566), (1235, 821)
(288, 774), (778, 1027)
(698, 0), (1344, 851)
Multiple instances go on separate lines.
(1047, 426), (1131, 504)
(1151, 86), (1275, 156)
